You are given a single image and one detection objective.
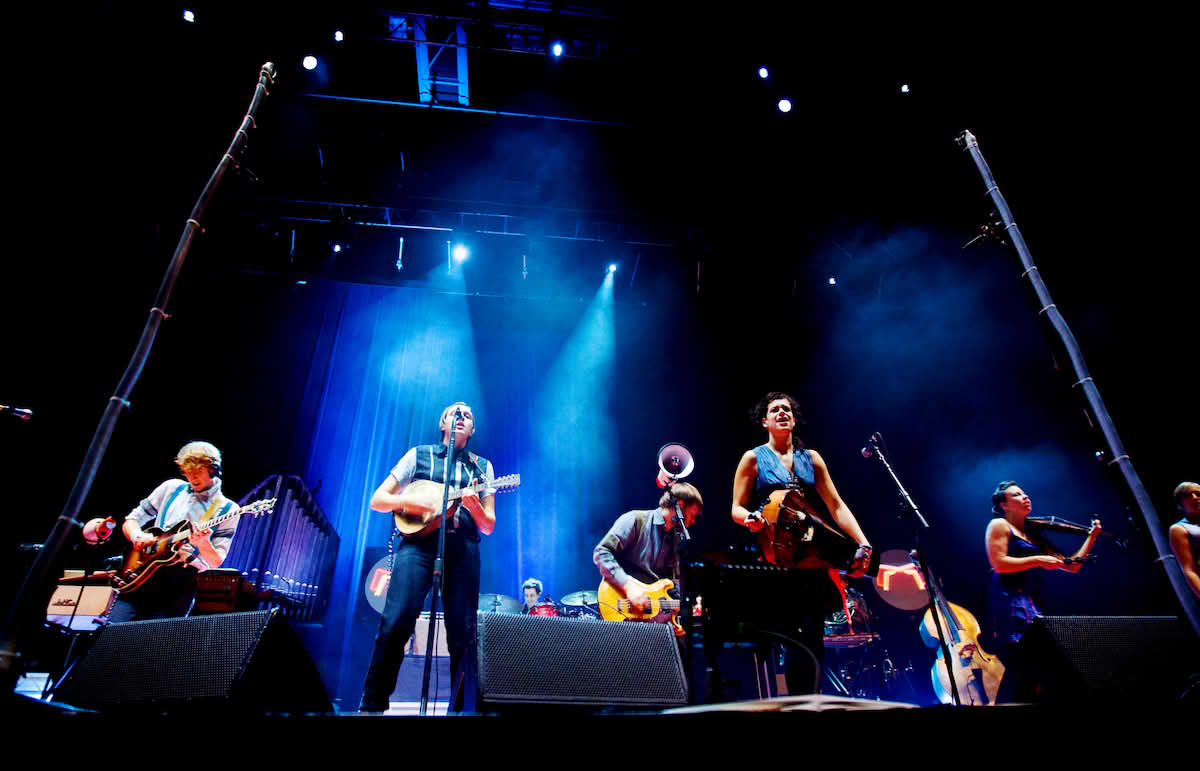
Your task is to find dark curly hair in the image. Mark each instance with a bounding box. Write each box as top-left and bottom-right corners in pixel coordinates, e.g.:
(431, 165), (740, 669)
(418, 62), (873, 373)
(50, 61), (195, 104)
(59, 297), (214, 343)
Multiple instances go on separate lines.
(749, 392), (806, 429)
(991, 480), (1019, 516)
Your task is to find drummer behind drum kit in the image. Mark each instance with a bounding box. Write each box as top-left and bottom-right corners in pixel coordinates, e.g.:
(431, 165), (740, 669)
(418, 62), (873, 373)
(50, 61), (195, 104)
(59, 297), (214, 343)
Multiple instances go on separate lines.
(477, 590), (602, 619)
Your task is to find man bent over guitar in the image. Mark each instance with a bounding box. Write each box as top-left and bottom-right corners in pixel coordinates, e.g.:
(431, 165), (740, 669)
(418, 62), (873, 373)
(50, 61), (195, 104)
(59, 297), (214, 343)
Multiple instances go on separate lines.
(593, 482), (703, 636)
(103, 441), (241, 623)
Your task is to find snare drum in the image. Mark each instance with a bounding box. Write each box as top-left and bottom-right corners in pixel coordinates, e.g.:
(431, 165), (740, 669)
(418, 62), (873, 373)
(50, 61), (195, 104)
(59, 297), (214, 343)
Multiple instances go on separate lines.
(527, 602), (560, 617)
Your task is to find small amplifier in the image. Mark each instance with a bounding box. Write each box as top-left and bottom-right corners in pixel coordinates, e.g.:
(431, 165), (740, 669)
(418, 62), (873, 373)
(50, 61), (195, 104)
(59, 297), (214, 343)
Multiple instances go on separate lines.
(46, 583), (117, 630)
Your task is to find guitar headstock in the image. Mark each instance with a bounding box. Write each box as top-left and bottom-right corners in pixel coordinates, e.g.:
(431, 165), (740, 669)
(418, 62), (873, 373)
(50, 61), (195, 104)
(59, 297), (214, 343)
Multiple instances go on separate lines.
(240, 498), (277, 516)
(491, 473), (520, 492)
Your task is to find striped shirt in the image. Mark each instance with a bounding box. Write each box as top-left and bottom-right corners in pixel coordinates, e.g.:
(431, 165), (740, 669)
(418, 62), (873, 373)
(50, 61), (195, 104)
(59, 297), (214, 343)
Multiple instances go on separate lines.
(125, 478), (240, 572)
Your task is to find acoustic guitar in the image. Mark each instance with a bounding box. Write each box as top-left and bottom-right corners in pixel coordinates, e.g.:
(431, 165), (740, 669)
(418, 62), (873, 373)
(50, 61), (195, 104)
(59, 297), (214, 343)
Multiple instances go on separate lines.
(597, 577), (684, 637)
(918, 569), (1005, 705)
(112, 498), (276, 594)
(757, 488), (877, 573)
(391, 474), (521, 536)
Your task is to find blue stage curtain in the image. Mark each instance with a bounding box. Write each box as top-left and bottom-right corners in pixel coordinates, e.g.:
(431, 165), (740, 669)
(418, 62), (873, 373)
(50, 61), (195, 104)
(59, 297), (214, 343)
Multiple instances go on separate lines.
(296, 281), (619, 697)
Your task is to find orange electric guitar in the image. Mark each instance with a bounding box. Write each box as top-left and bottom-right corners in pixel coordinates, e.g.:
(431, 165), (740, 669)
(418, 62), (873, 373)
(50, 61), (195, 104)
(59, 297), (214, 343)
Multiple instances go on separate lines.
(597, 577), (684, 637)
(112, 498), (276, 594)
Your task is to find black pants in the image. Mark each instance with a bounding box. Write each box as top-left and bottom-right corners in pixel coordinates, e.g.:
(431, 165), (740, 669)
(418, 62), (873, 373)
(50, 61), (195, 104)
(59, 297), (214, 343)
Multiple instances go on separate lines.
(782, 600), (827, 696)
(108, 564), (198, 623)
(361, 532), (480, 712)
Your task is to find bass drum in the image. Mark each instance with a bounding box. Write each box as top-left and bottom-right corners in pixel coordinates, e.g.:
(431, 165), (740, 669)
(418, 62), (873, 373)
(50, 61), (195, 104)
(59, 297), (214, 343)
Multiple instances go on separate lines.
(526, 602), (560, 617)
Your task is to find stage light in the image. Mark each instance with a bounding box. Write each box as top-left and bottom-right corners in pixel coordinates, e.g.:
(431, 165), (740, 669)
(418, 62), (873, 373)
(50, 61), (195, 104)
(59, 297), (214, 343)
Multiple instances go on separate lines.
(452, 244), (469, 262)
(901, 84), (910, 93)
(552, 42), (563, 57)
(778, 98), (792, 113)
(828, 276), (837, 285)
(303, 56), (318, 71)
(332, 244), (342, 253)
(758, 67), (769, 79)
(396, 236), (404, 272)
(608, 264), (617, 273)
(334, 30), (344, 42)
(183, 10), (195, 23)
(296, 280), (307, 286)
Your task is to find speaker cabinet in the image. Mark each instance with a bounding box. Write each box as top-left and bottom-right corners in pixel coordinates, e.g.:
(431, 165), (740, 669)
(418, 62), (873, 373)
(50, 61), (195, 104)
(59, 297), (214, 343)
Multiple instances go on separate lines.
(476, 612), (688, 708)
(53, 609), (331, 713)
(1014, 615), (1199, 702)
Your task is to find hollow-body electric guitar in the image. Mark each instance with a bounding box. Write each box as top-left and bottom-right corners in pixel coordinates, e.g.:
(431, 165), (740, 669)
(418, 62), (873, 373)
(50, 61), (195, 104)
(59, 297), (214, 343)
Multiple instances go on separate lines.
(112, 498), (276, 594)
(391, 474), (521, 536)
(597, 577), (684, 637)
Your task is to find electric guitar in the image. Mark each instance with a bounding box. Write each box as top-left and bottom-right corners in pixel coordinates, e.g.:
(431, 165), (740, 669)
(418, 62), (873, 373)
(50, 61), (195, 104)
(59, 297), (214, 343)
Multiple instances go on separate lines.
(391, 474), (521, 536)
(112, 498), (276, 594)
(597, 577), (684, 637)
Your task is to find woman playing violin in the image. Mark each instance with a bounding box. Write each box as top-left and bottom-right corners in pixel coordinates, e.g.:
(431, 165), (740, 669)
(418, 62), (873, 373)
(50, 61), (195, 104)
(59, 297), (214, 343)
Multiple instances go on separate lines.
(985, 481), (1101, 700)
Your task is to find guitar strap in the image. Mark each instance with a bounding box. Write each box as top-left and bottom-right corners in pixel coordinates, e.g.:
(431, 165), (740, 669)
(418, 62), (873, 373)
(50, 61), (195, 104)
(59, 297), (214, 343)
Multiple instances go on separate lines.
(156, 483), (190, 529)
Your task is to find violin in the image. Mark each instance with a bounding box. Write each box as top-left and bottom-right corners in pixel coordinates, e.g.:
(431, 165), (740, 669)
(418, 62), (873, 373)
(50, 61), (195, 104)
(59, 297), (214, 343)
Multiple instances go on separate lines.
(1024, 516), (1126, 548)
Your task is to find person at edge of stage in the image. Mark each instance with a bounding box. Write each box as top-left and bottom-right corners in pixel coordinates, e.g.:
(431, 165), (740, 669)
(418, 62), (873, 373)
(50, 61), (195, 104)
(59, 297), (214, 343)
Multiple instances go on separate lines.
(985, 480), (1101, 702)
(731, 391), (873, 696)
(522, 577), (545, 612)
(359, 401), (496, 714)
(100, 441), (240, 623)
(1169, 481), (1200, 599)
(593, 482), (703, 621)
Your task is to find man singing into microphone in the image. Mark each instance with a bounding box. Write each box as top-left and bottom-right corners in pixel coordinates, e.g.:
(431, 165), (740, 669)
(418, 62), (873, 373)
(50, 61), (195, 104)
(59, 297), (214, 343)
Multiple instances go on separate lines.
(359, 401), (496, 713)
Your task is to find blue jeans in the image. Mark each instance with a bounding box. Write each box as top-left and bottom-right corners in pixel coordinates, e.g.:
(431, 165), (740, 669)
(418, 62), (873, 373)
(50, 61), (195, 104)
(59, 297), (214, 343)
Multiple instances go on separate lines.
(360, 532), (480, 711)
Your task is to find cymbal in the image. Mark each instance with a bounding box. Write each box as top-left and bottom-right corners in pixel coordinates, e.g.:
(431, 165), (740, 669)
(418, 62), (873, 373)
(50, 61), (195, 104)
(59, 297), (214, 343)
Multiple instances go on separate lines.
(560, 590), (598, 607)
(478, 592), (522, 614)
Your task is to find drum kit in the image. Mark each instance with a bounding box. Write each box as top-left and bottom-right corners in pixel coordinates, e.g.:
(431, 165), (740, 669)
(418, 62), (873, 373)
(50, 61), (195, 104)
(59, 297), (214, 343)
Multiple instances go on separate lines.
(477, 589), (602, 619)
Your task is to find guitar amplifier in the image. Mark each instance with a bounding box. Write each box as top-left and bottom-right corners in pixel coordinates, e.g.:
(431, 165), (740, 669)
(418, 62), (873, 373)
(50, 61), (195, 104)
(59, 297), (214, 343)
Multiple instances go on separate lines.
(46, 583), (117, 631)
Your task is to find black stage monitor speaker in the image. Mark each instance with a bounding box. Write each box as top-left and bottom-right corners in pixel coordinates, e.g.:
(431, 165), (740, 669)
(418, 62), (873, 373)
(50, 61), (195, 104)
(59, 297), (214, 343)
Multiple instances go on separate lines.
(476, 612), (688, 709)
(54, 609), (332, 713)
(1015, 615), (1199, 703)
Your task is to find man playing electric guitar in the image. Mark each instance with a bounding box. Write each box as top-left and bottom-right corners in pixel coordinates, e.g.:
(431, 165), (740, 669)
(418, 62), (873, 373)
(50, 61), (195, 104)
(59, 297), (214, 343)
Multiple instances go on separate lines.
(105, 441), (240, 623)
(593, 482), (703, 634)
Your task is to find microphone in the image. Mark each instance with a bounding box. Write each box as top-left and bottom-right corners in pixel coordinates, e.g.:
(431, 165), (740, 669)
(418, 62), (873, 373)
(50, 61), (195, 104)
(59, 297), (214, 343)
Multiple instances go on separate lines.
(861, 432), (880, 458)
(1, 404), (33, 420)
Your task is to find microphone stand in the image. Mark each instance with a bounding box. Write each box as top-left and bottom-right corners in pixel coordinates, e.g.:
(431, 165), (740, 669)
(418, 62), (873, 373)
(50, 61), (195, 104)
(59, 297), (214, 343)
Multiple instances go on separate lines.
(670, 499), (694, 701)
(420, 428), (458, 716)
(0, 63), (279, 691)
(864, 436), (962, 706)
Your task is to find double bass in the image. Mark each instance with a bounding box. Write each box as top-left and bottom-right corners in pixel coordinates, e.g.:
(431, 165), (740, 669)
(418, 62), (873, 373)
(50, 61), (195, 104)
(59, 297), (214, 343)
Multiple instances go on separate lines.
(918, 567), (1005, 706)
